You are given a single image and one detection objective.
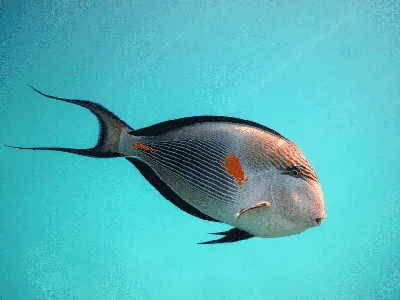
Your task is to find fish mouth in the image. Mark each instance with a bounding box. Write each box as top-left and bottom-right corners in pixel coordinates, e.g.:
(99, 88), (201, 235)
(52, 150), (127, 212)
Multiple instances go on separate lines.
(299, 217), (324, 227)
(314, 216), (327, 226)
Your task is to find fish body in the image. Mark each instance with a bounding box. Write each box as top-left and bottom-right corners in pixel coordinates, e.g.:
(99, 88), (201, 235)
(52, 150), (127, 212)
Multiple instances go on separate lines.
(7, 86), (326, 244)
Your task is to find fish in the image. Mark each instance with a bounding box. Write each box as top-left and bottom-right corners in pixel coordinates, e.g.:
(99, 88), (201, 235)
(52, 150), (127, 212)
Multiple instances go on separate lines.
(6, 85), (326, 245)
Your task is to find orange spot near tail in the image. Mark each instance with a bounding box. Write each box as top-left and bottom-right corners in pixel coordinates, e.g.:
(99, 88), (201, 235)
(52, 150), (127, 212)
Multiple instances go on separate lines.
(224, 154), (248, 187)
(111, 123), (125, 145)
(134, 143), (156, 153)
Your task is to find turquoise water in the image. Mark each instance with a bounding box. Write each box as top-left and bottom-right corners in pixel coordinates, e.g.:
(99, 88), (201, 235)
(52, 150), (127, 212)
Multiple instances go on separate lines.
(1, 1), (399, 299)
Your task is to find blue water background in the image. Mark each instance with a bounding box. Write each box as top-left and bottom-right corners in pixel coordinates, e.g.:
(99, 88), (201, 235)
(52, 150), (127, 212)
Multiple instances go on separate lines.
(1, 1), (399, 299)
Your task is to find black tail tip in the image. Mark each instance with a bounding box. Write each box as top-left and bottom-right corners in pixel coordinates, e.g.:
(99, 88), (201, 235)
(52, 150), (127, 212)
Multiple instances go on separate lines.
(4, 145), (29, 150)
(27, 84), (41, 94)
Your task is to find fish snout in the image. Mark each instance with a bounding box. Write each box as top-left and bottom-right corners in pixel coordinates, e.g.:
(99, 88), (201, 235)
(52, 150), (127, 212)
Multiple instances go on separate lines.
(314, 218), (323, 226)
(313, 213), (326, 226)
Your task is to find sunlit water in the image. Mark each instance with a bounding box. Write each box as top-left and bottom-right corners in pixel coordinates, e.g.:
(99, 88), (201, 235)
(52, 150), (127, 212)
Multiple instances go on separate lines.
(1, 1), (399, 299)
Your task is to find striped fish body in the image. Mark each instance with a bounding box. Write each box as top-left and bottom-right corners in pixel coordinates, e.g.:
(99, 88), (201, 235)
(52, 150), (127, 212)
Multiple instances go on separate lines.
(119, 122), (318, 237)
(9, 86), (326, 244)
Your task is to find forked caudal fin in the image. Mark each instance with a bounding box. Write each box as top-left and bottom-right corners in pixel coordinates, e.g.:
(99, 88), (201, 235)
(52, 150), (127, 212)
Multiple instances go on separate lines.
(5, 85), (133, 158)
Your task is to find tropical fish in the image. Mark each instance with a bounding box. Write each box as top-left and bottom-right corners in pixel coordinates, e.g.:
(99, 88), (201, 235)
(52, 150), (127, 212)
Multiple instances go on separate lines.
(7, 86), (326, 244)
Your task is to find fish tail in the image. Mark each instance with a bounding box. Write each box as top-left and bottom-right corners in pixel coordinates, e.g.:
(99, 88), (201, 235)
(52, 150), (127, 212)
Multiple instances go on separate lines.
(5, 85), (133, 158)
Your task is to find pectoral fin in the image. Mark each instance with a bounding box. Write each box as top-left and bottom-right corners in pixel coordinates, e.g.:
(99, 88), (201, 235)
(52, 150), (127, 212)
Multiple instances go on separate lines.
(235, 201), (271, 220)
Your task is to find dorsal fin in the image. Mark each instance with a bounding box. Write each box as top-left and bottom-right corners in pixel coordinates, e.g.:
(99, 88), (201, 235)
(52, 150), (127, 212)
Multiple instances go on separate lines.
(130, 116), (287, 140)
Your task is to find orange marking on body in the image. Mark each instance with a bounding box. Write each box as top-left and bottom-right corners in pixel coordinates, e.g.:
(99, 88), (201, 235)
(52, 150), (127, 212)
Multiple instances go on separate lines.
(224, 154), (248, 187)
(134, 143), (156, 153)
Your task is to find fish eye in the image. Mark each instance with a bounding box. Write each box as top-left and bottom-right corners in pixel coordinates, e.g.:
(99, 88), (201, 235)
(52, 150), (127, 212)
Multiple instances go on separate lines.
(289, 166), (301, 178)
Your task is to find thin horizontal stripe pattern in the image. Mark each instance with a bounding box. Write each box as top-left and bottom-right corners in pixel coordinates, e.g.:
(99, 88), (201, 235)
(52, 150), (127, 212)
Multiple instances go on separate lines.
(141, 139), (240, 205)
(149, 145), (238, 194)
(149, 143), (238, 191)
(140, 151), (237, 206)
(154, 140), (234, 176)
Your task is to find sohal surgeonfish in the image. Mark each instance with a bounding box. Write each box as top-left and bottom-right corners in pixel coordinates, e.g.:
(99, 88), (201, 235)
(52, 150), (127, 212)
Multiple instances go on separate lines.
(7, 86), (326, 244)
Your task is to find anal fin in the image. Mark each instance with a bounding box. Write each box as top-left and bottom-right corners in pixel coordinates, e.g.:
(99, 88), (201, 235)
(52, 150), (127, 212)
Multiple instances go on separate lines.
(198, 228), (253, 245)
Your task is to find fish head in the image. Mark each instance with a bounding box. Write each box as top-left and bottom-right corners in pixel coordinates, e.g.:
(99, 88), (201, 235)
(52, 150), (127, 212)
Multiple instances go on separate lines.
(270, 162), (326, 231)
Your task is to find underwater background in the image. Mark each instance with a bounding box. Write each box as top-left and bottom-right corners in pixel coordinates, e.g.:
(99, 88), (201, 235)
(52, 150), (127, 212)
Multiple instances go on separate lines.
(0, 1), (399, 299)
